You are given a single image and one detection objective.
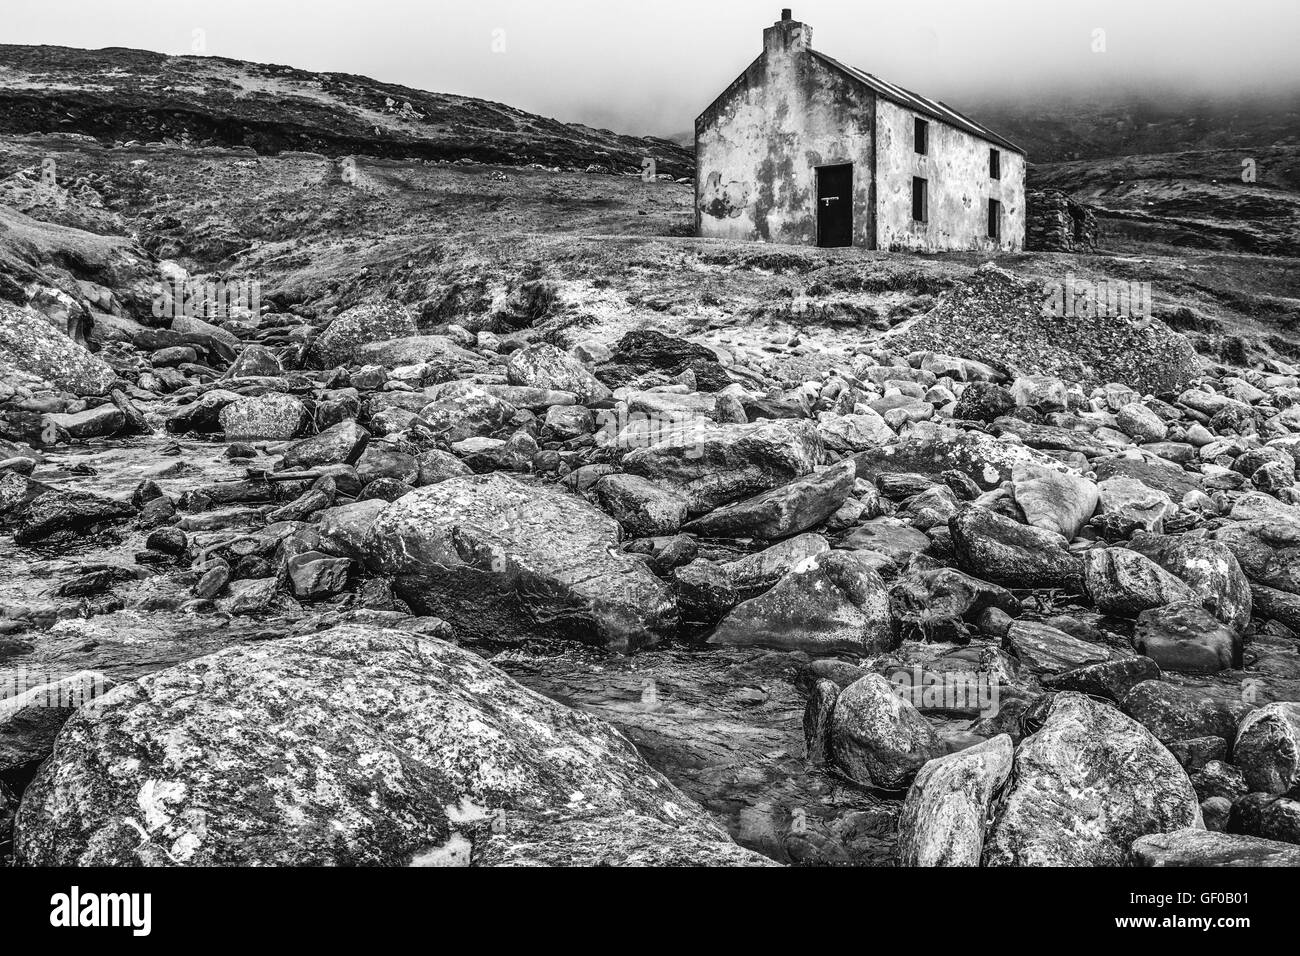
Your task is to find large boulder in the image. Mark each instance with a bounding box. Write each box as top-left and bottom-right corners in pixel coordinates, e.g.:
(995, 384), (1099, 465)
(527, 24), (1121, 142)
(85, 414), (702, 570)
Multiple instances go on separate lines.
(418, 382), (516, 442)
(1010, 463), (1098, 540)
(278, 420), (369, 470)
(14, 625), (766, 866)
(949, 505), (1084, 590)
(674, 532), (829, 623)
(984, 693), (1202, 866)
(682, 459), (855, 540)
(829, 674), (943, 790)
(1082, 547), (1198, 617)
(0, 301), (116, 395)
(1133, 602), (1241, 673)
(854, 422), (1062, 491)
(898, 734), (1014, 866)
(622, 418), (823, 514)
(708, 549), (893, 655)
(218, 392), (310, 441)
(362, 473), (677, 652)
(311, 301), (417, 369)
(506, 343), (611, 404)
(1233, 702), (1300, 795)
(13, 488), (135, 544)
(1126, 534), (1252, 633)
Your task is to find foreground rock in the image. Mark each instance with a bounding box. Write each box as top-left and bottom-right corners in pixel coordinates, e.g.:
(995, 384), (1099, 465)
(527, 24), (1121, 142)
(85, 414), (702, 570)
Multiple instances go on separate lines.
(363, 473), (677, 651)
(15, 625), (767, 866)
(985, 693), (1202, 866)
(682, 459), (855, 540)
(1132, 829), (1300, 867)
(0, 301), (117, 395)
(898, 735), (1013, 866)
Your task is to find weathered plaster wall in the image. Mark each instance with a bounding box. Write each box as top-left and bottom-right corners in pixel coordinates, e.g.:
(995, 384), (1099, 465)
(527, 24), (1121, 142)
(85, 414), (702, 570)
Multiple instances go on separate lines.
(874, 97), (1026, 253)
(695, 25), (875, 247)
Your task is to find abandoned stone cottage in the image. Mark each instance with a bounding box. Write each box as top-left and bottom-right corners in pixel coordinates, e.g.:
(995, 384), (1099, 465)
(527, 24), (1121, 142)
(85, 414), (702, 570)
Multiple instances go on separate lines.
(695, 11), (1026, 252)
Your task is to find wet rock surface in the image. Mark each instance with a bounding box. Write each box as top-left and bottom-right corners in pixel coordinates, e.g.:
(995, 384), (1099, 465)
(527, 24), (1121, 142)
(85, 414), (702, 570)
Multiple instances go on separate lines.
(2, 130), (1300, 870)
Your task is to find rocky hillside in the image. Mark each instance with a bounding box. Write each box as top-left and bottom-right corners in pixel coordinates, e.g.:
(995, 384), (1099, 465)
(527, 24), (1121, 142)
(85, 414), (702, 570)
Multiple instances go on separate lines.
(1030, 146), (1300, 257)
(0, 44), (693, 177)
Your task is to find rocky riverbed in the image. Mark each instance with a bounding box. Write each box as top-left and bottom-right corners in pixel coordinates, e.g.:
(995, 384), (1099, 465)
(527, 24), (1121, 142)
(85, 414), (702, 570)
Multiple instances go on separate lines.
(4, 223), (1300, 867)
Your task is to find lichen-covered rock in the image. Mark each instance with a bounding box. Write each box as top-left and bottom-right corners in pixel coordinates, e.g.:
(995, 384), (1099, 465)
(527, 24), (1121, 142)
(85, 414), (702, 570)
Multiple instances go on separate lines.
(1126, 533), (1252, 633)
(590, 473), (689, 538)
(674, 532), (829, 623)
(418, 381), (516, 442)
(13, 488), (135, 544)
(0, 301), (116, 395)
(949, 505), (1084, 590)
(898, 734), (1013, 866)
(218, 392), (309, 440)
(709, 549), (893, 655)
(682, 459), (855, 540)
(362, 473), (677, 651)
(829, 673), (943, 790)
(311, 301), (417, 369)
(278, 420), (369, 470)
(623, 418), (823, 514)
(14, 625), (767, 866)
(1233, 702), (1300, 795)
(506, 343), (611, 404)
(984, 693), (1202, 866)
(1082, 547), (1197, 617)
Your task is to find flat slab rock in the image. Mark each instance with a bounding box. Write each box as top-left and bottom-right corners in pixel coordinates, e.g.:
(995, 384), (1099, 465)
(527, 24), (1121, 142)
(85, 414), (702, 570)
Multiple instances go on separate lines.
(1132, 828), (1300, 867)
(14, 625), (768, 866)
(362, 472), (677, 651)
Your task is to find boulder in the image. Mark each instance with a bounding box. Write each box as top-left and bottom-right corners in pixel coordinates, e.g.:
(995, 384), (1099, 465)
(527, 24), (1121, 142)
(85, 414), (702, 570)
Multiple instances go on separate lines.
(1132, 828), (1300, 867)
(1004, 620), (1119, 675)
(14, 625), (765, 866)
(278, 420), (369, 470)
(219, 393), (309, 441)
(949, 505), (1084, 590)
(362, 473), (677, 652)
(623, 418), (822, 514)
(1233, 702), (1300, 795)
(1133, 602), (1241, 673)
(13, 489), (135, 544)
(1125, 534), (1252, 633)
(1082, 547), (1197, 617)
(506, 343), (612, 404)
(1010, 463), (1098, 540)
(829, 674), (943, 790)
(0, 301), (117, 395)
(708, 549), (893, 655)
(1121, 680), (1250, 745)
(590, 473), (690, 538)
(674, 532), (829, 623)
(418, 382), (516, 442)
(984, 693), (1201, 865)
(311, 301), (417, 369)
(898, 734), (1014, 866)
(594, 330), (731, 392)
(682, 459), (855, 540)
(226, 344), (283, 379)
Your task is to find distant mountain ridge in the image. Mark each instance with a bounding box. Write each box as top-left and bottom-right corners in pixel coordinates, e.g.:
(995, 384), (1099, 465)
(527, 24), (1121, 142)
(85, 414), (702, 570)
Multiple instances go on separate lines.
(0, 44), (694, 176)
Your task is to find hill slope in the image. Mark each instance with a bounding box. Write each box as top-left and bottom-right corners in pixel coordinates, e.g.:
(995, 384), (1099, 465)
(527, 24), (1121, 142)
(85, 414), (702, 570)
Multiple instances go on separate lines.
(0, 44), (693, 177)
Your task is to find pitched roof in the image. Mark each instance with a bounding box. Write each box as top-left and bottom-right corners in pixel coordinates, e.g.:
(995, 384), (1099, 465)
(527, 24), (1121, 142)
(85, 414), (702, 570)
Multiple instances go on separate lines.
(812, 50), (1026, 155)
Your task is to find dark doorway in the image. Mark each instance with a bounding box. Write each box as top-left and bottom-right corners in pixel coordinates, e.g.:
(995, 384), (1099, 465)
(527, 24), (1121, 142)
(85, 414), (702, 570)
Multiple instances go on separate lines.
(816, 164), (852, 247)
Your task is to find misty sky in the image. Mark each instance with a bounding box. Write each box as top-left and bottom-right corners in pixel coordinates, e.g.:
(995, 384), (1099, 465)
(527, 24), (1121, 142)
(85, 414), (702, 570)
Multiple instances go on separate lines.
(3, 0), (1298, 137)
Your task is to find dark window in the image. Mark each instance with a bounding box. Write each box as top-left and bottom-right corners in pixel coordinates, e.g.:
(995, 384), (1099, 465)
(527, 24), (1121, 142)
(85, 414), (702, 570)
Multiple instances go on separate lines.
(914, 118), (928, 155)
(990, 149), (1001, 179)
(987, 198), (1002, 240)
(912, 177), (928, 222)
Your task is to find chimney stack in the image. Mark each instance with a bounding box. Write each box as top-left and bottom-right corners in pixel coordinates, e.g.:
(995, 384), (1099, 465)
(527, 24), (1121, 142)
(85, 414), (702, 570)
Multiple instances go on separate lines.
(765, 10), (811, 53)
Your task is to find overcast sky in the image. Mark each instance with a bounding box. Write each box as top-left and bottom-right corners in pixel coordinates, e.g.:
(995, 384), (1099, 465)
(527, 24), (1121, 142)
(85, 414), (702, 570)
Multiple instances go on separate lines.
(4, 0), (1298, 137)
